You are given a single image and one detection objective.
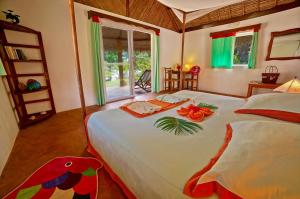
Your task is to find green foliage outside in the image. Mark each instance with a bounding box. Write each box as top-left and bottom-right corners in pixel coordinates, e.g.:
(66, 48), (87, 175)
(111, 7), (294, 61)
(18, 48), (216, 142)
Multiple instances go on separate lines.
(233, 54), (241, 64)
(134, 51), (151, 79)
(104, 50), (151, 87)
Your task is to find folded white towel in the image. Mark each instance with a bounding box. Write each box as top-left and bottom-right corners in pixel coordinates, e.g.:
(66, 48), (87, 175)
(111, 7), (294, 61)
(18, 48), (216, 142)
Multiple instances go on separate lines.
(126, 101), (162, 115)
(156, 94), (187, 104)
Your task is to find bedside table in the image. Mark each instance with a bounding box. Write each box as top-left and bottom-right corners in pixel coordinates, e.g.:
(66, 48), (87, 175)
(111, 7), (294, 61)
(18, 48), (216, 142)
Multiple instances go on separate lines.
(247, 81), (282, 97)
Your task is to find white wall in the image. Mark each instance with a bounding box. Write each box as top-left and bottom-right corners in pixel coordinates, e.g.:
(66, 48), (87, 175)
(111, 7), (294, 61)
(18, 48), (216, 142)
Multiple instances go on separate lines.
(74, 3), (181, 105)
(0, 0), (80, 112)
(0, 0), (181, 110)
(184, 7), (300, 96)
(0, 79), (19, 174)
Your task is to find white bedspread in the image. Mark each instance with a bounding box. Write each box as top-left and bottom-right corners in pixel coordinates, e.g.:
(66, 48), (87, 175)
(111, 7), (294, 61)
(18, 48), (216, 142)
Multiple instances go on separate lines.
(87, 91), (273, 199)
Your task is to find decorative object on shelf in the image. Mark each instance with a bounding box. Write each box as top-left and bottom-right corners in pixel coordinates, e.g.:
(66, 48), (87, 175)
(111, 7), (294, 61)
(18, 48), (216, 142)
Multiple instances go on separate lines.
(18, 82), (27, 91)
(274, 77), (300, 93)
(40, 111), (47, 115)
(154, 116), (202, 136)
(2, 10), (20, 24)
(261, 65), (280, 84)
(176, 64), (182, 71)
(27, 79), (42, 91)
(29, 115), (36, 120)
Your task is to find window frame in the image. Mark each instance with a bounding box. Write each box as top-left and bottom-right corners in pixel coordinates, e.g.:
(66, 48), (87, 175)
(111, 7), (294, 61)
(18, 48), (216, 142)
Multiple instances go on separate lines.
(232, 31), (254, 68)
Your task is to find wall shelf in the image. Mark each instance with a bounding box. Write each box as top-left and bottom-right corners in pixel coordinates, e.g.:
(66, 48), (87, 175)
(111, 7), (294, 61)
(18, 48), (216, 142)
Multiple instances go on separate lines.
(0, 20), (56, 128)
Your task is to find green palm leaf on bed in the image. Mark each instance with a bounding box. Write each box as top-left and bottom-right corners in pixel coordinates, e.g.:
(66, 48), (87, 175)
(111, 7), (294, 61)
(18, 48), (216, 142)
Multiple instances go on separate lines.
(154, 116), (202, 136)
(197, 102), (218, 110)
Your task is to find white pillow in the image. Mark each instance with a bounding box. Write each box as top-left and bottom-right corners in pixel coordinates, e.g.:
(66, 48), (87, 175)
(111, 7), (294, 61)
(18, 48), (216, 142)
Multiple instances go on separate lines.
(235, 93), (300, 123)
(195, 121), (300, 199)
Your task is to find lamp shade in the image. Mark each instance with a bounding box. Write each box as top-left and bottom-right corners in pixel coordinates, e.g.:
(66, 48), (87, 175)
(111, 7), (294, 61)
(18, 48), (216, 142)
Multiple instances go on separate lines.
(273, 77), (300, 93)
(0, 57), (7, 76)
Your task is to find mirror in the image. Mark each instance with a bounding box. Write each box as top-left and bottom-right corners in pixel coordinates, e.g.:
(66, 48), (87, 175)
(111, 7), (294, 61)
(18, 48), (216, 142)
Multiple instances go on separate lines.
(266, 28), (300, 60)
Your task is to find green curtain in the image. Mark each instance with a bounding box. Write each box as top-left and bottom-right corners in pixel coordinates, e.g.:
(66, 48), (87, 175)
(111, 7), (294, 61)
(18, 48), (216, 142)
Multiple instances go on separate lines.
(0, 57), (6, 76)
(91, 20), (106, 105)
(248, 32), (258, 69)
(152, 34), (160, 93)
(211, 36), (235, 69)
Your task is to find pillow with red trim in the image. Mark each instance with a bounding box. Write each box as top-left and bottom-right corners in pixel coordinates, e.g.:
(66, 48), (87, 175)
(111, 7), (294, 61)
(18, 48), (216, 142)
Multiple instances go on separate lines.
(187, 121), (300, 199)
(235, 93), (300, 123)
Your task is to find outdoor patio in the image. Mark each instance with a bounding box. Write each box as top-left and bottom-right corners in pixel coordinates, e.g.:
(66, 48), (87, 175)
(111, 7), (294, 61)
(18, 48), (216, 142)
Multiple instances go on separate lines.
(107, 85), (149, 100)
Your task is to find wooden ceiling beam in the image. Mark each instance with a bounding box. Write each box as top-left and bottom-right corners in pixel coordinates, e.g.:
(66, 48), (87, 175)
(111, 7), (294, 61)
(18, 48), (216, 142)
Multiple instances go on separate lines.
(126, 0), (130, 17)
(179, 12), (186, 90)
(167, 8), (181, 32)
(88, 10), (160, 33)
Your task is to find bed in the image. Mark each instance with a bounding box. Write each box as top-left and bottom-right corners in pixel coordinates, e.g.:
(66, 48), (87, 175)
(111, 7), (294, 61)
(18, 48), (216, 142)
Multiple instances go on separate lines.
(86, 90), (298, 199)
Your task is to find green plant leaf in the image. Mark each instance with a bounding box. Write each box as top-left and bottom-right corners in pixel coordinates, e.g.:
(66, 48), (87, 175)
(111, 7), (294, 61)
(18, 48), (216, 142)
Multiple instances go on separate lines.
(197, 102), (218, 110)
(154, 116), (202, 136)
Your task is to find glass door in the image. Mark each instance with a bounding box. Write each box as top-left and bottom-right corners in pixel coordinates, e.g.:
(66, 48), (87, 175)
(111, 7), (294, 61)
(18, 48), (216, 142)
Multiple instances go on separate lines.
(133, 31), (151, 94)
(102, 27), (133, 101)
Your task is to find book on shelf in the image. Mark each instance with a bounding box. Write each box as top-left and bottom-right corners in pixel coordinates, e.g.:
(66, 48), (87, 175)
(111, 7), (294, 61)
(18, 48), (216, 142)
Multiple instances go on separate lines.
(4, 46), (16, 59)
(4, 46), (27, 60)
(15, 49), (27, 60)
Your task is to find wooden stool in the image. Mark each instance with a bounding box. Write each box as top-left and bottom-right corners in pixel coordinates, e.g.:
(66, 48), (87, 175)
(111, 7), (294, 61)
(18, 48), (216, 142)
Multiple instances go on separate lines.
(182, 66), (200, 91)
(164, 67), (181, 91)
(164, 67), (172, 91)
(171, 70), (180, 91)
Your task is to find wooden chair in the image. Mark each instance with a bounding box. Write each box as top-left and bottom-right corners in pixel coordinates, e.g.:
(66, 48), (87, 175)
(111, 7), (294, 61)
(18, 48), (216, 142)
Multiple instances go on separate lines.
(182, 66), (200, 91)
(135, 69), (151, 92)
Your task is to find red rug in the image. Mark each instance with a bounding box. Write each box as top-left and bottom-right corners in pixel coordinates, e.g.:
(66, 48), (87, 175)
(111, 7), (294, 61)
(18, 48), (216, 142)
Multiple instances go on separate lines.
(3, 157), (103, 199)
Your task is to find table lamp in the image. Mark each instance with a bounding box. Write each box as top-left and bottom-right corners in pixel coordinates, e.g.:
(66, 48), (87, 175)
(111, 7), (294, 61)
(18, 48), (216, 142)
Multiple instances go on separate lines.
(183, 64), (192, 72)
(273, 77), (300, 93)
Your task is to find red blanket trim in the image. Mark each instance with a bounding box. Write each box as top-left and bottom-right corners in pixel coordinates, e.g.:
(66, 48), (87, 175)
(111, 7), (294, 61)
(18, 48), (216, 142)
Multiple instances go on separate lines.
(235, 109), (300, 123)
(183, 124), (241, 199)
(120, 99), (189, 118)
(84, 115), (137, 199)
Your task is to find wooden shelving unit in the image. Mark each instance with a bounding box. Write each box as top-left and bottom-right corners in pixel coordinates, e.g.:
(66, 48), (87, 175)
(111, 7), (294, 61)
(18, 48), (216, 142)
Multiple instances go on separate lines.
(0, 20), (56, 128)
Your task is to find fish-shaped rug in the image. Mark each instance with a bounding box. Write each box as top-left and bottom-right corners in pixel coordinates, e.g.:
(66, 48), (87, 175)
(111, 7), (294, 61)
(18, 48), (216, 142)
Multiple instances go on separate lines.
(3, 156), (103, 199)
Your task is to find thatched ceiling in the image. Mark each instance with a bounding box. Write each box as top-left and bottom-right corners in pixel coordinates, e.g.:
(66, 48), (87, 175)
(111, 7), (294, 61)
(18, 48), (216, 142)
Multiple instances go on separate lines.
(75, 0), (300, 32)
(185, 0), (300, 31)
(102, 27), (151, 51)
(75, 0), (182, 31)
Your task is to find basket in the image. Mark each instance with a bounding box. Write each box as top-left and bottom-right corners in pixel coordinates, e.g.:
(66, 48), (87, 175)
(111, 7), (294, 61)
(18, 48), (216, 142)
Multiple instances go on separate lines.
(261, 66), (280, 84)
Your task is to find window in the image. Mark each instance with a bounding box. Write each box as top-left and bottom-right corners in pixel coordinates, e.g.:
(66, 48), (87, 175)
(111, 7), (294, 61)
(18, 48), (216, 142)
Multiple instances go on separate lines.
(210, 24), (260, 69)
(233, 31), (254, 67)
